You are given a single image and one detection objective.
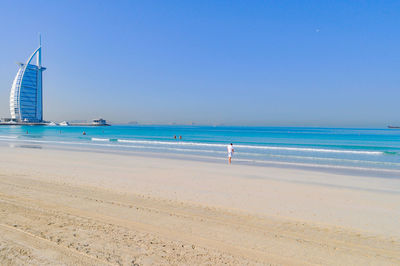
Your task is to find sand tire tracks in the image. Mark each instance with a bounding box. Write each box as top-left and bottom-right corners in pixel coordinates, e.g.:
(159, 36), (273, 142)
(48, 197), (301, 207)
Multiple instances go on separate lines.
(0, 176), (399, 265)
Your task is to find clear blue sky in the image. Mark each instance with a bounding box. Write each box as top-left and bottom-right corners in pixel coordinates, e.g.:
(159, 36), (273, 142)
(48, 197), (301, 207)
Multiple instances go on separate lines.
(0, 0), (399, 126)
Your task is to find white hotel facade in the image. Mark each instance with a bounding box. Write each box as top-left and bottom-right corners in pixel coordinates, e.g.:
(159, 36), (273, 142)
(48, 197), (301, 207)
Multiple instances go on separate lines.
(9, 40), (45, 122)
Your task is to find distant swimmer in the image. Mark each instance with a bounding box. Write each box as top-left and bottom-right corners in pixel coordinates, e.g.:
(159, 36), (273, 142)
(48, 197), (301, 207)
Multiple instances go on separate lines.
(26, 130), (28, 134)
(179, 136), (182, 140)
(174, 135), (177, 140)
(83, 131), (86, 135)
(227, 143), (234, 164)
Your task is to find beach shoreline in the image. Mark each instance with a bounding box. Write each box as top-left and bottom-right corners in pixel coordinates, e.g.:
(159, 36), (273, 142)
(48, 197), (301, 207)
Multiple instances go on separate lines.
(1, 138), (400, 180)
(0, 145), (399, 264)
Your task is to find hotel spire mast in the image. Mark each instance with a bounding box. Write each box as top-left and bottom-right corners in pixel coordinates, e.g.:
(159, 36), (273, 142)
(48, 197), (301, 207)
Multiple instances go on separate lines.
(38, 33), (42, 67)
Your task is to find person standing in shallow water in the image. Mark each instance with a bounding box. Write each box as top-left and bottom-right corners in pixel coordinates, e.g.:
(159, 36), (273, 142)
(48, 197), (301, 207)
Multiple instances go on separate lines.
(227, 143), (234, 164)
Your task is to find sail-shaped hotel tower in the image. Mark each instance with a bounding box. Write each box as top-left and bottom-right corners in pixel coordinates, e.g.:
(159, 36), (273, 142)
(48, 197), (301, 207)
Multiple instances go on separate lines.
(9, 39), (46, 122)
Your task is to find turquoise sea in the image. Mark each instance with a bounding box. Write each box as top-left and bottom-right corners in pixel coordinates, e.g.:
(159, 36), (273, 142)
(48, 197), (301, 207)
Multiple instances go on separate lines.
(1, 125), (400, 174)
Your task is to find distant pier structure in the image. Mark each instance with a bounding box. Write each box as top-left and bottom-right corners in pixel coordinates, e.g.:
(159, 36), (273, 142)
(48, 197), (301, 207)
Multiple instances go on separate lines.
(9, 36), (46, 123)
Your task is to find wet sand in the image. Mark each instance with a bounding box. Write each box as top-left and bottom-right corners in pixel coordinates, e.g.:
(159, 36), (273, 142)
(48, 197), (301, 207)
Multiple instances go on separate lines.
(0, 146), (399, 265)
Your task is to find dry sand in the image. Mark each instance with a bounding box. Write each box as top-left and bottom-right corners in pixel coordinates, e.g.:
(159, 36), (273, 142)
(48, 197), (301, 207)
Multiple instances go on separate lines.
(0, 146), (399, 265)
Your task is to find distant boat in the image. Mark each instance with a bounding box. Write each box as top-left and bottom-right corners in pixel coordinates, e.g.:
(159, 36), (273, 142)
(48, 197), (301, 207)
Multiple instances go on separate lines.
(47, 122), (57, 126)
(59, 121), (69, 126)
(388, 125), (400, 129)
(92, 118), (110, 126)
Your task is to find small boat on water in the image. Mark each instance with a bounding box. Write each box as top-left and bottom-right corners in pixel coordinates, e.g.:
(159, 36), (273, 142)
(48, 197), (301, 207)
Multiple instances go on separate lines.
(66, 118), (110, 126)
(59, 121), (70, 126)
(91, 118), (110, 126)
(388, 125), (400, 129)
(47, 122), (57, 126)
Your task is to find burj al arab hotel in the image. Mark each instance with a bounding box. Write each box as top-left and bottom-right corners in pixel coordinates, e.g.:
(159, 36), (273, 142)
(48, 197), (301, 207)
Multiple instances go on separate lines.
(9, 38), (46, 122)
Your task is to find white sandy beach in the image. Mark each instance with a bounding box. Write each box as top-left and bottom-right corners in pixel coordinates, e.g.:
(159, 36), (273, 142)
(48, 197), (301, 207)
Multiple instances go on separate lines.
(0, 145), (399, 265)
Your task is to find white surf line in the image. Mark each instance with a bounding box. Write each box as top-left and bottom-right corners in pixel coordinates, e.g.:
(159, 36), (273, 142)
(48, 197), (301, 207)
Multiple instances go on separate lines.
(0, 137), (226, 154)
(236, 145), (383, 155)
(3, 137), (383, 156)
(91, 137), (110, 142)
(0, 135), (18, 139)
(116, 139), (383, 155)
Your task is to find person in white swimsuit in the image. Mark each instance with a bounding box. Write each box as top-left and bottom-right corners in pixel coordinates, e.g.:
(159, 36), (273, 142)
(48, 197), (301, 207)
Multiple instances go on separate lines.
(227, 143), (234, 164)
